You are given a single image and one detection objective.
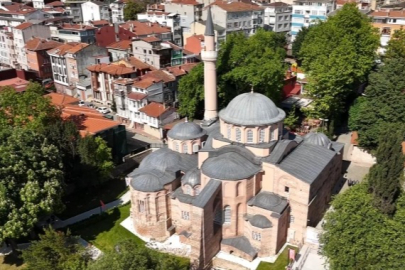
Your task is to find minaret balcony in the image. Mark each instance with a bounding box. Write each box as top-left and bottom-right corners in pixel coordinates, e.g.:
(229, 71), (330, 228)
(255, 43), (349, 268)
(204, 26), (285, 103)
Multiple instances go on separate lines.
(201, 50), (218, 61)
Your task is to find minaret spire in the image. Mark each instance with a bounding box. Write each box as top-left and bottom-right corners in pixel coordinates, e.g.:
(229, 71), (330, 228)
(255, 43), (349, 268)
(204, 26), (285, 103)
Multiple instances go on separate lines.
(201, 6), (218, 126)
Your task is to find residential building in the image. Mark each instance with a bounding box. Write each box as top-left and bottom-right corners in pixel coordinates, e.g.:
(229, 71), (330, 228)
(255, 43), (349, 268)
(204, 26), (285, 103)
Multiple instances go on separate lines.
(89, 19), (110, 28)
(291, 0), (336, 41)
(87, 57), (153, 104)
(163, 63), (198, 101)
(110, 0), (127, 23)
(263, 2), (292, 33)
(0, 3), (48, 28)
(370, 9), (405, 54)
(107, 40), (132, 62)
(33, 0), (54, 9)
(0, 30), (15, 68)
(206, 0), (265, 36)
(120, 20), (173, 41)
(50, 23), (97, 43)
(94, 24), (136, 48)
(132, 37), (197, 69)
(81, 1), (110, 24)
(25, 37), (62, 81)
(185, 20), (226, 49)
(44, 1), (66, 8)
(64, 0), (85, 23)
(47, 42), (108, 98)
(164, 0), (204, 34)
(127, 10), (344, 268)
(13, 23), (51, 70)
(137, 11), (182, 46)
(185, 34), (204, 54)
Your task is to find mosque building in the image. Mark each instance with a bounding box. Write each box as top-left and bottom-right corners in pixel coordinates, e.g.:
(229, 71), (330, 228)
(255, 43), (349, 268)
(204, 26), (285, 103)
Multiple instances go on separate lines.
(127, 7), (343, 269)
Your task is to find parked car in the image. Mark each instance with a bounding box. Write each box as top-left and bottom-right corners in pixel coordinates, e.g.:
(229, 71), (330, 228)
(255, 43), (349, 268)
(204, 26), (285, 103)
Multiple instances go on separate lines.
(97, 107), (110, 114)
(78, 100), (85, 107)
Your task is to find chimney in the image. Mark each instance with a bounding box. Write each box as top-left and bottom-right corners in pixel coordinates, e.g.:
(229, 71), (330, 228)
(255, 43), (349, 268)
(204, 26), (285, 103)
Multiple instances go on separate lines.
(114, 23), (119, 42)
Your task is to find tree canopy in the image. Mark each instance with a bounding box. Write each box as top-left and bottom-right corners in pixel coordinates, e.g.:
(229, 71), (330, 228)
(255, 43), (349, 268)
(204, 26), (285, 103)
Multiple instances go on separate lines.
(178, 29), (287, 119)
(385, 27), (405, 60)
(292, 26), (310, 59)
(349, 57), (405, 150)
(299, 4), (379, 119)
(123, 0), (146, 21)
(0, 128), (64, 244)
(22, 227), (89, 270)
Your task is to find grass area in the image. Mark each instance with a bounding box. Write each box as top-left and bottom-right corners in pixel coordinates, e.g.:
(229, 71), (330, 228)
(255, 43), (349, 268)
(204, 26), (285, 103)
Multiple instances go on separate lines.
(59, 178), (128, 220)
(256, 245), (299, 270)
(69, 204), (189, 268)
(0, 255), (25, 270)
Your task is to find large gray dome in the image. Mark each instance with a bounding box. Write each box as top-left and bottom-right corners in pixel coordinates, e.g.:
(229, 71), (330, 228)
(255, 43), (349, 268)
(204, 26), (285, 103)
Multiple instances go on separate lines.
(139, 148), (181, 172)
(219, 92), (286, 126)
(249, 214), (272, 228)
(304, 132), (331, 148)
(181, 168), (201, 187)
(131, 173), (164, 192)
(168, 121), (206, 140)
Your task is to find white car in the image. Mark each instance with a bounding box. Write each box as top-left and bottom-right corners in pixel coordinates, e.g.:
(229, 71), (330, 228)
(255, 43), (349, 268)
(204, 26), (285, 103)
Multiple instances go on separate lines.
(97, 107), (110, 114)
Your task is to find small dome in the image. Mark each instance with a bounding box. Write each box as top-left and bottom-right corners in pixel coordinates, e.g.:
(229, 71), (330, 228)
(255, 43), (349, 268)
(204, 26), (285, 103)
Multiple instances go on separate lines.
(181, 168), (201, 187)
(219, 92), (286, 126)
(253, 192), (282, 208)
(304, 132), (331, 148)
(168, 121), (206, 140)
(249, 214), (272, 228)
(131, 173), (164, 192)
(139, 148), (180, 172)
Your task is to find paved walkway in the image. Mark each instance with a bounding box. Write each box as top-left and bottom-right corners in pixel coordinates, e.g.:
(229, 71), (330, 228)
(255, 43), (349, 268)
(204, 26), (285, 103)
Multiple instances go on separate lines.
(53, 191), (131, 229)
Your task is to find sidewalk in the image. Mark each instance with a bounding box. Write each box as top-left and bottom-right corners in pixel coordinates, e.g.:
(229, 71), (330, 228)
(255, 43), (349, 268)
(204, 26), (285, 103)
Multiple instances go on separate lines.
(53, 191), (131, 229)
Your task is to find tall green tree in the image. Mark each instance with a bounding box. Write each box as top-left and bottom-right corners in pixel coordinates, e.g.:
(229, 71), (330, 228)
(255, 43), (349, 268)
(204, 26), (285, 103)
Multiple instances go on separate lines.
(385, 27), (405, 60)
(22, 227), (89, 270)
(292, 26), (310, 59)
(367, 126), (404, 215)
(123, 0), (146, 21)
(349, 57), (405, 150)
(178, 29), (287, 119)
(299, 4), (379, 119)
(0, 129), (64, 250)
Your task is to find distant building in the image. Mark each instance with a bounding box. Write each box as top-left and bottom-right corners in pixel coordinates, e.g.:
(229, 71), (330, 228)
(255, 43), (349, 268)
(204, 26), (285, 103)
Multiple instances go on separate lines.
(89, 19), (110, 28)
(185, 20), (226, 50)
(291, 0), (336, 41)
(164, 0), (203, 34)
(50, 23), (97, 43)
(0, 30), (15, 68)
(185, 34), (204, 55)
(120, 20), (173, 41)
(0, 3), (48, 27)
(110, 0), (127, 23)
(107, 40), (132, 62)
(262, 2), (292, 33)
(64, 0), (85, 23)
(81, 1), (110, 24)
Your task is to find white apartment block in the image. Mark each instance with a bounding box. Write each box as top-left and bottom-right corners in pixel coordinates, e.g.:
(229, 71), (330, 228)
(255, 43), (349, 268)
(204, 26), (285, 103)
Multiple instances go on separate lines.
(263, 2), (292, 33)
(81, 1), (110, 24)
(0, 29), (15, 68)
(164, 0), (203, 34)
(110, 0), (126, 23)
(291, 0), (335, 41)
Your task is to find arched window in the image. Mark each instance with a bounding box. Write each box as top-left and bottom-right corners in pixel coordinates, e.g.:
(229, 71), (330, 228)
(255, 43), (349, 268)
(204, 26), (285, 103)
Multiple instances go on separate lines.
(193, 143), (199, 153)
(224, 205), (231, 224)
(235, 128), (241, 142)
(175, 142), (179, 152)
(183, 143), (188, 153)
(259, 128), (265, 143)
(270, 127), (275, 141)
(246, 129), (253, 143)
(236, 182), (243, 197)
(227, 126), (231, 139)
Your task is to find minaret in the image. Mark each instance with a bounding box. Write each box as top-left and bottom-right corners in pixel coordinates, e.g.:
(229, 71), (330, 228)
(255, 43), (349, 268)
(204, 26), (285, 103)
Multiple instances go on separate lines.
(201, 6), (218, 126)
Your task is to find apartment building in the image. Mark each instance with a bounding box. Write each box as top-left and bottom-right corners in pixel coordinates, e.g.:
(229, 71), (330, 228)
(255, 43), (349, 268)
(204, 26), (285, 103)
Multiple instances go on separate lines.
(64, 0), (85, 23)
(0, 3), (48, 27)
(120, 20), (173, 41)
(291, 0), (335, 41)
(47, 42), (108, 97)
(25, 37), (62, 81)
(13, 23), (51, 70)
(185, 20), (226, 49)
(107, 40), (132, 62)
(110, 0), (127, 23)
(51, 23), (97, 43)
(263, 2), (292, 33)
(164, 0), (204, 33)
(81, 1), (110, 24)
(0, 30), (15, 68)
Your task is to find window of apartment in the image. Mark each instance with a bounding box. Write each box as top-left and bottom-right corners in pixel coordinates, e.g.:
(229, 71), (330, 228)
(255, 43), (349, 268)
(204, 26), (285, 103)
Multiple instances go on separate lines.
(294, 10), (302, 14)
(318, 11), (326, 16)
(138, 200), (145, 213)
(252, 231), (261, 241)
(182, 143), (188, 153)
(235, 128), (241, 142)
(284, 15), (289, 20)
(181, 211), (190, 220)
(278, 24), (282, 28)
(143, 49), (146, 54)
(224, 206), (231, 224)
(234, 22), (239, 28)
(312, 10), (317, 15)
(259, 129), (265, 143)
(227, 23), (232, 28)
(290, 215), (295, 223)
(247, 129), (253, 143)
(278, 16), (283, 21)
(285, 186), (290, 193)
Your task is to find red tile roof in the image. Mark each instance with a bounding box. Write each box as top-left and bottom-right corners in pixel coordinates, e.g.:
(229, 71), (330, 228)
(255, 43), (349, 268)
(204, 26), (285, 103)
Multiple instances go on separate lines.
(47, 42), (87, 56)
(133, 77), (162, 89)
(127, 92), (147, 100)
(107, 40), (132, 50)
(141, 36), (161, 43)
(66, 43), (90, 54)
(143, 70), (175, 83)
(60, 23), (96, 31)
(120, 21), (171, 36)
(209, 0), (263, 12)
(14, 22), (33, 30)
(87, 63), (136, 75)
(45, 1), (65, 7)
(91, 19), (110, 26)
(25, 38), (62, 51)
(139, 102), (170, 117)
(165, 63), (198, 77)
(0, 77), (29, 92)
(171, 0), (202, 6)
(0, 4), (36, 15)
(45, 93), (80, 106)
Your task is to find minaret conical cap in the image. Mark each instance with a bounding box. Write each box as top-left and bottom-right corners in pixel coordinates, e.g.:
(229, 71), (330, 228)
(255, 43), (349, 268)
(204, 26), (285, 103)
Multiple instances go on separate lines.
(205, 6), (215, 37)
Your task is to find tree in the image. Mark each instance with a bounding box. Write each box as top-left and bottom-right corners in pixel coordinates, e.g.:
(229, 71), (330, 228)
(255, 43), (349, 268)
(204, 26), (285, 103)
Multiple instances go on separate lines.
(367, 125), (404, 215)
(22, 227), (89, 270)
(299, 4), (379, 119)
(87, 240), (188, 270)
(0, 82), (61, 131)
(292, 26), (310, 59)
(123, 0), (146, 21)
(0, 129), (64, 250)
(348, 57), (405, 150)
(385, 27), (405, 60)
(178, 29), (287, 119)
(283, 105), (299, 130)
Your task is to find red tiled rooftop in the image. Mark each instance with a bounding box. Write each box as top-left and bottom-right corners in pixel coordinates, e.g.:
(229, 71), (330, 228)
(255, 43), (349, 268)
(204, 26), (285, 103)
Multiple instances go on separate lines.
(143, 69), (175, 83)
(107, 40), (132, 50)
(127, 92), (147, 100)
(45, 93), (80, 106)
(87, 63), (136, 75)
(25, 38), (62, 51)
(209, 0), (263, 12)
(171, 0), (202, 6)
(14, 22), (33, 30)
(91, 19), (110, 26)
(45, 1), (65, 7)
(60, 23), (96, 31)
(141, 36), (161, 43)
(0, 77), (29, 92)
(139, 102), (170, 118)
(165, 63), (198, 77)
(0, 4), (36, 15)
(65, 43), (89, 54)
(133, 77), (162, 89)
(120, 20), (171, 36)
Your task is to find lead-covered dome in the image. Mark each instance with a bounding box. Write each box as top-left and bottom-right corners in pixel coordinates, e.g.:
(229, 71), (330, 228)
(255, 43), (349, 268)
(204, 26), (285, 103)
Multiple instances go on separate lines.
(219, 92), (286, 126)
(249, 214), (272, 228)
(168, 121), (206, 140)
(139, 148), (181, 172)
(181, 168), (201, 187)
(131, 173), (164, 192)
(304, 132), (331, 148)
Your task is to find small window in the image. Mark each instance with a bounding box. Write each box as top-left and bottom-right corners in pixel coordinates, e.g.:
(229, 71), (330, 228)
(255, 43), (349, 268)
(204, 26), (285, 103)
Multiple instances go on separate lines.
(193, 143), (199, 153)
(224, 205), (231, 224)
(138, 200), (145, 213)
(181, 211), (190, 220)
(247, 130), (253, 143)
(290, 215), (295, 223)
(285, 186), (290, 193)
(175, 142), (179, 152)
(227, 126), (231, 139)
(270, 128), (275, 141)
(183, 143), (188, 153)
(252, 231), (261, 241)
(259, 129), (265, 143)
(143, 49), (146, 53)
(235, 128), (241, 142)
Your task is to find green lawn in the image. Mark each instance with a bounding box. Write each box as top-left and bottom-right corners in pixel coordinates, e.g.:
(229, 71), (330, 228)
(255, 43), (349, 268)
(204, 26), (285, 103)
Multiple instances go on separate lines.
(0, 255), (25, 270)
(256, 246), (299, 270)
(59, 178), (128, 220)
(69, 204), (189, 268)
